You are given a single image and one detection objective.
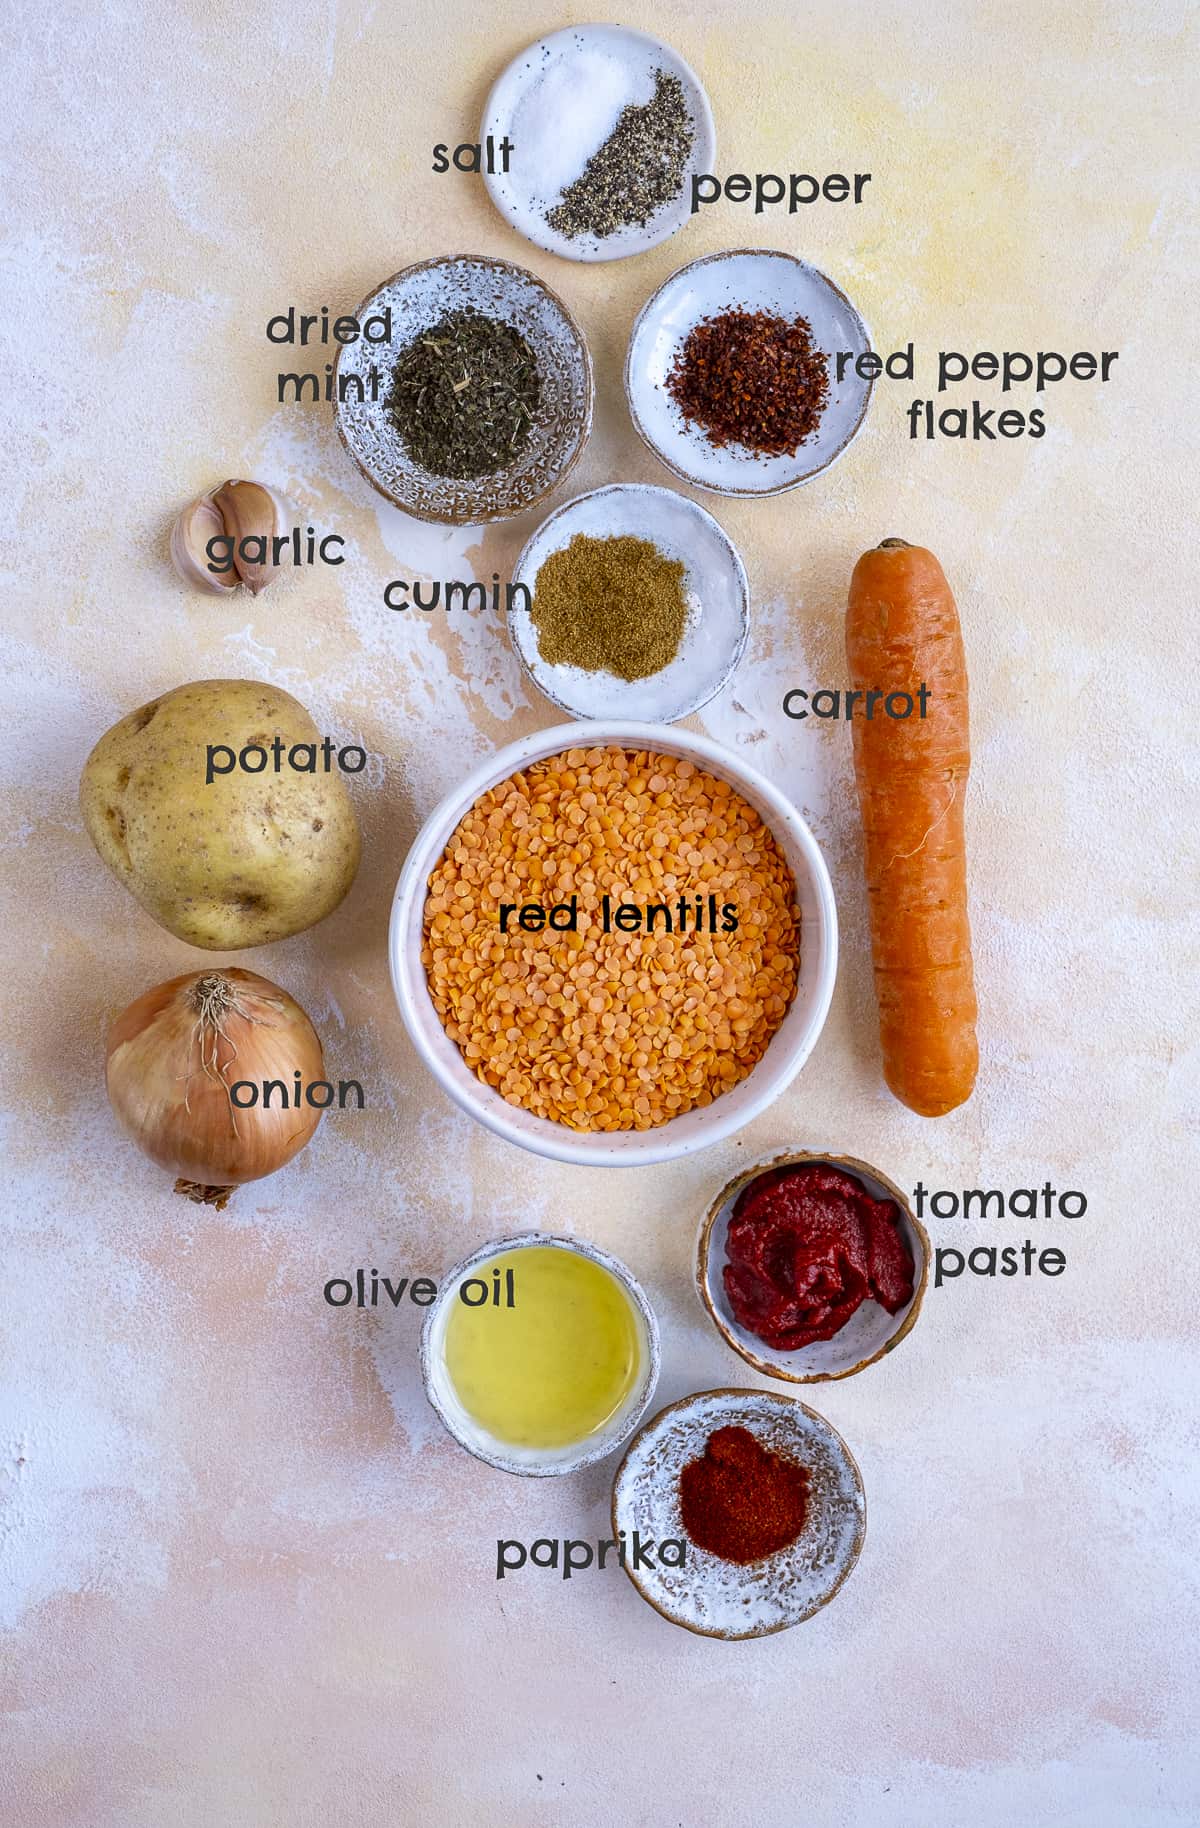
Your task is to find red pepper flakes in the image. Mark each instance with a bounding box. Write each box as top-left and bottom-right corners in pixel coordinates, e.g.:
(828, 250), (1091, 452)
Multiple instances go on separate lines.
(679, 1424), (809, 1563)
(665, 308), (830, 455)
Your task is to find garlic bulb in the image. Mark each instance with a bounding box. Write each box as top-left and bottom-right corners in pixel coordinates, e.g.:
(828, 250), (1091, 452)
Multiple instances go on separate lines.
(106, 967), (325, 1207)
(170, 478), (292, 597)
(170, 490), (238, 595)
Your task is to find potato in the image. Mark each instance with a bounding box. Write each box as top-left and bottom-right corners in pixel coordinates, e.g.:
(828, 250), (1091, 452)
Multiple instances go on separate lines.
(81, 678), (361, 949)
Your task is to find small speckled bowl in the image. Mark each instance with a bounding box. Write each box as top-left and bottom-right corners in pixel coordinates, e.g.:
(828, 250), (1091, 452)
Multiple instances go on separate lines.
(697, 1152), (928, 1383)
(612, 1388), (866, 1638)
(422, 1231), (661, 1477)
(335, 255), (593, 525)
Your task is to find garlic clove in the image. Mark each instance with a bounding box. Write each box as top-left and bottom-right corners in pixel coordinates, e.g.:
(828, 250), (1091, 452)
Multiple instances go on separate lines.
(212, 479), (290, 596)
(170, 490), (239, 595)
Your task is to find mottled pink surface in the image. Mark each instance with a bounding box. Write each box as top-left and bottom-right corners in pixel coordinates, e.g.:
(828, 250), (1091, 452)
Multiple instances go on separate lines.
(2, 1), (1197, 1822)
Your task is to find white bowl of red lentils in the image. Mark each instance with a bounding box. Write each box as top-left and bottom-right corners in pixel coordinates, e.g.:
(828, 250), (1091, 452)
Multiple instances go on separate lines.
(389, 722), (838, 1165)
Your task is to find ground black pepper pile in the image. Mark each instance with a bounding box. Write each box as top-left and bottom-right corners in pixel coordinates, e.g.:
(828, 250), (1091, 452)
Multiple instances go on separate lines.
(548, 69), (694, 240)
(666, 308), (830, 455)
(388, 308), (541, 480)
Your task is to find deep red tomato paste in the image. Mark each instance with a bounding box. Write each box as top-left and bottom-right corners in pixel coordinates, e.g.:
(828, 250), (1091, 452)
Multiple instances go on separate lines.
(723, 1162), (914, 1350)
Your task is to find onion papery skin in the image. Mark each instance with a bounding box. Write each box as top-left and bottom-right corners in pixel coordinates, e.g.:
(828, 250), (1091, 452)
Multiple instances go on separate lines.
(106, 967), (325, 1188)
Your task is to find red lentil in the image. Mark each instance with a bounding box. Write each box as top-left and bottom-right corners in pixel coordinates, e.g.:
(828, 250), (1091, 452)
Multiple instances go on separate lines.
(421, 747), (800, 1132)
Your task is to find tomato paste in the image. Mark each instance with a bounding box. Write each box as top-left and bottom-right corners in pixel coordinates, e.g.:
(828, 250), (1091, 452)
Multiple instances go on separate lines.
(723, 1162), (914, 1350)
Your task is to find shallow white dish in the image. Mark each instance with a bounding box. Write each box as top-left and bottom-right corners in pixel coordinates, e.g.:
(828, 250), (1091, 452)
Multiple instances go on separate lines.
(335, 255), (591, 525)
(626, 248), (873, 496)
(480, 25), (715, 264)
(422, 1231), (660, 1477)
(388, 720), (838, 1167)
(612, 1388), (866, 1638)
(509, 484), (749, 722)
(698, 1152), (929, 1383)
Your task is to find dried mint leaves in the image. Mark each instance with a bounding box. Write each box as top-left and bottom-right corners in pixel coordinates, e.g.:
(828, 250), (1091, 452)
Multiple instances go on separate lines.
(388, 308), (542, 480)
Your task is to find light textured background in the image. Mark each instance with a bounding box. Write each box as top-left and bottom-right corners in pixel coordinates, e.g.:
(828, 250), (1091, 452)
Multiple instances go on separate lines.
(2, 1), (1198, 1823)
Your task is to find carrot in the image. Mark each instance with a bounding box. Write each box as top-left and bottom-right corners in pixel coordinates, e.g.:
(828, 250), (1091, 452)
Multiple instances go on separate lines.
(846, 539), (978, 1116)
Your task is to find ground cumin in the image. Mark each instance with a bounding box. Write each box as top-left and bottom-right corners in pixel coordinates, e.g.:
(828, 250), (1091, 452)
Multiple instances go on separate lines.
(530, 533), (689, 681)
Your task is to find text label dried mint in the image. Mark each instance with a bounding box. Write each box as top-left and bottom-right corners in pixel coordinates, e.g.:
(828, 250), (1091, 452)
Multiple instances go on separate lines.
(388, 308), (541, 479)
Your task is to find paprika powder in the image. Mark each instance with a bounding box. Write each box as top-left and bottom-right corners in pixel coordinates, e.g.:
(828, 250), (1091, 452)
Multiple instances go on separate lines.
(679, 1424), (809, 1563)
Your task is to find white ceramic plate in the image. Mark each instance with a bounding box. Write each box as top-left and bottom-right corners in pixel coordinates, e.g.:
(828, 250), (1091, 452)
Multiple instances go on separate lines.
(480, 25), (716, 263)
(335, 256), (592, 525)
(612, 1388), (866, 1638)
(388, 720), (839, 1167)
(508, 484), (749, 723)
(697, 1153), (929, 1383)
(422, 1232), (661, 1477)
(626, 249), (873, 495)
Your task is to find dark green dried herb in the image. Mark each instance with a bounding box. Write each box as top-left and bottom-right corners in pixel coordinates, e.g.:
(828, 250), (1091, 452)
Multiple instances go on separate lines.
(388, 308), (541, 480)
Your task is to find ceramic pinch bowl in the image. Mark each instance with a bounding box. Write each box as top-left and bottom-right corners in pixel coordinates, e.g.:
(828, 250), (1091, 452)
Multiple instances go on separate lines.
(612, 1388), (866, 1639)
(481, 25), (716, 264)
(697, 1152), (929, 1383)
(508, 483), (749, 723)
(335, 255), (592, 525)
(625, 248), (873, 497)
(421, 1231), (660, 1476)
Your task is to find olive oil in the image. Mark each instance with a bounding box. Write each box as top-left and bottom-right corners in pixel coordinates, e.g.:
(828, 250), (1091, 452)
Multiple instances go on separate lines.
(443, 1245), (643, 1450)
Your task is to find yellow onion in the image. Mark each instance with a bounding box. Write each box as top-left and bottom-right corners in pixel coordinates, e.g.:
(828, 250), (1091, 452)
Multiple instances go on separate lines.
(106, 967), (325, 1208)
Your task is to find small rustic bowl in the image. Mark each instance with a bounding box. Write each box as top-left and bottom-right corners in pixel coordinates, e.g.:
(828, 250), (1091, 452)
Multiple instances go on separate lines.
(481, 24), (716, 264)
(335, 255), (592, 525)
(612, 1387), (866, 1639)
(508, 483), (749, 722)
(625, 248), (873, 496)
(422, 1231), (661, 1477)
(697, 1152), (929, 1383)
